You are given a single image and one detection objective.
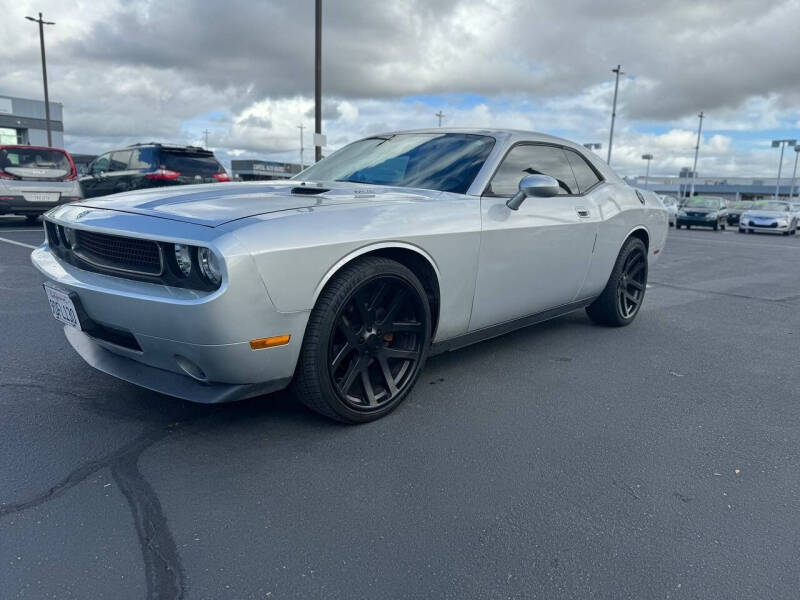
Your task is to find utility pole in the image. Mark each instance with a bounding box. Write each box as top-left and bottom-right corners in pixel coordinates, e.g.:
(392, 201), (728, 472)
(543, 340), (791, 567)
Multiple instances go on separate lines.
(298, 123), (305, 170)
(790, 145), (800, 201)
(689, 112), (704, 198)
(202, 129), (210, 149)
(25, 12), (55, 147)
(435, 111), (445, 127)
(641, 154), (653, 188)
(607, 65), (623, 164)
(771, 139), (797, 200)
(314, 0), (322, 162)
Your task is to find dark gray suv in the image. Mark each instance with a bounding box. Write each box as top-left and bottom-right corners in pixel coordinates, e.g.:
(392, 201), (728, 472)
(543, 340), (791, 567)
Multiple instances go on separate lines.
(80, 143), (229, 199)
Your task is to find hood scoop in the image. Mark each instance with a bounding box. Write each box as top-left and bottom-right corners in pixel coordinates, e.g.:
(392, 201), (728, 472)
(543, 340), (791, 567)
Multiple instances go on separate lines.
(291, 186), (329, 195)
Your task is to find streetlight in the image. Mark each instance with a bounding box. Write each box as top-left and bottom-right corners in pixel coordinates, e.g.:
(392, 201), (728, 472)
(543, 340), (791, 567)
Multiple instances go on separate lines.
(314, 0), (322, 163)
(641, 154), (653, 187)
(607, 65), (623, 165)
(297, 123), (305, 170)
(771, 139), (797, 200)
(25, 12), (55, 147)
(583, 143), (602, 151)
(790, 145), (800, 201)
(689, 111), (704, 198)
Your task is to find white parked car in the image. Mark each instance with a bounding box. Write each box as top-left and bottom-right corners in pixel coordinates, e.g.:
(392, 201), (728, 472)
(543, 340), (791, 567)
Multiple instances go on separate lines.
(658, 195), (678, 226)
(33, 129), (668, 422)
(739, 201), (798, 235)
(0, 145), (83, 223)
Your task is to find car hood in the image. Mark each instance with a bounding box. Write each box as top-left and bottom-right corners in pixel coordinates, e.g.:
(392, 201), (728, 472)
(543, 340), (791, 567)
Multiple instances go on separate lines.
(681, 207), (719, 213)
(72, 180), (435, 227)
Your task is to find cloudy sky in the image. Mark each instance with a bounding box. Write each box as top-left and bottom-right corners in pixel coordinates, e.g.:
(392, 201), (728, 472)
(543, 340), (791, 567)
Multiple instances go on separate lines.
(3, 0), (800, 178)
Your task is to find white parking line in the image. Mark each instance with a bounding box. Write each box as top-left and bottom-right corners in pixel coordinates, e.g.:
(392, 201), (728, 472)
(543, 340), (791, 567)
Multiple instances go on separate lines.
(0, 236), (37, 250)
(672, 235), (800, 251)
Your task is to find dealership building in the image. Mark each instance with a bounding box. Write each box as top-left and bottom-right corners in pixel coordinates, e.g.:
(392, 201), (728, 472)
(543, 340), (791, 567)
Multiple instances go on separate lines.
(231, 159), (302, 181)
(0, 94), (64, 148)
(631, 169), (800, 202)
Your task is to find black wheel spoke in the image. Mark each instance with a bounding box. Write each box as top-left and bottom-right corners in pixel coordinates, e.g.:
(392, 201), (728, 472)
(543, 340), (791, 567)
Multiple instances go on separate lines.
(353, 288), (372, 325)
(383, 347), (418, 361)
(360, 366), (377, 406)
(331, 342), (354, 370)
(380, 289), (408, 326)
(629, 260), (644, 276)
(338, 315), (359, 345)
(384, 320), (423, 333)
(628, 280), (644, 291)
(340, 356), (363, 395)
(377, 355), (399, 396)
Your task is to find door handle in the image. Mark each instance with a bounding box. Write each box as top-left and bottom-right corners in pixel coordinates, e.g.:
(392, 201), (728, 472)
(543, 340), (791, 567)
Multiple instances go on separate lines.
(575, 206), (591, 218)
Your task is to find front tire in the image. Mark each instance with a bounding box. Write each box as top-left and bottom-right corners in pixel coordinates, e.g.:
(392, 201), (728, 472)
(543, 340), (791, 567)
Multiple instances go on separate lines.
(586, 237), (648, 327)
(292, 256), (431, 423)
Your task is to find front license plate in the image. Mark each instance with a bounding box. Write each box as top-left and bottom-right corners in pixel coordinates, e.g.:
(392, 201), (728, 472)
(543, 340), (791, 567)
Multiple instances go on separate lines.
(43, 283), (82, 330)
(24, 191), (60, 203)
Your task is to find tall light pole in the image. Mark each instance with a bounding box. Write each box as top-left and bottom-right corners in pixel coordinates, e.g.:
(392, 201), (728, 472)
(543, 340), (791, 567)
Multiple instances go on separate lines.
(607, 65), (623, 164)
(583, 142), (602, 152)
(771, 139), (797, 200)
(641, 154), (653, 187)
(790, 145), (800, 201)
(314, 0), (322, 162)
(298, 123), (305, 170)
(202, 128), (210, 148)
(435, 110), (445, 127)
(689, 111), (704, 198)
(25, 12), (55, 147)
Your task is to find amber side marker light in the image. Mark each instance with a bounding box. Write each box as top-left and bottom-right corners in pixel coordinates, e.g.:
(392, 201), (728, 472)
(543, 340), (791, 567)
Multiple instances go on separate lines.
(250, 335), (291, 350)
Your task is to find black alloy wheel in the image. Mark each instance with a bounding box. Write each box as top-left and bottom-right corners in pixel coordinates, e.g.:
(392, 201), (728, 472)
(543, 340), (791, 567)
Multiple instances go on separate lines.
(586, 236), (649, 327)
(292, 256), (431, 423)
(616, 245), (647, 319)
(329, 275), (427, 410)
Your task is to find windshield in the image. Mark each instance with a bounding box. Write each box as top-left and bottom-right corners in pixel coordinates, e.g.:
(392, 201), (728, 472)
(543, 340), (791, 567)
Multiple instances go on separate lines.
(753, 201), (790, 212)
(0, 147), (71, 172)
(294, 133), (496, 194)
(684, 197), (721, 209)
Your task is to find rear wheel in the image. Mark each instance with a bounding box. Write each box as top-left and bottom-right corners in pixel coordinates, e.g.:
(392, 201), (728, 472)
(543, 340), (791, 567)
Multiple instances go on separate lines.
(292, 256), (431, 423)
(586, 237), (648, 327)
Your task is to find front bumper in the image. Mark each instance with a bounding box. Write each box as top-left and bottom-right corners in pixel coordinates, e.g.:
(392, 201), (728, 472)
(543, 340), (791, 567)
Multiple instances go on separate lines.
(676, 216), (719, 228)
(739, 220), (792, 233)
(31, 224), (309, 403)
(64, 327), (291, 403)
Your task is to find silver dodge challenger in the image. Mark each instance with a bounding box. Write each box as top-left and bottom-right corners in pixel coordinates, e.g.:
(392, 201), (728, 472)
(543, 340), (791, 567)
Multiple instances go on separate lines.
(32, 129), (668, 422)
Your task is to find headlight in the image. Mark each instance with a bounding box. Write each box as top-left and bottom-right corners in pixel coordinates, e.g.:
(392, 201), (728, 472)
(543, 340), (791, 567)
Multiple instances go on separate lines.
(678, 210), (687, 217)
(173, 244), (192, 277)
(777, 219), (788, 226)
(197, 247), (222, 286)
(706, 212), (718, 219)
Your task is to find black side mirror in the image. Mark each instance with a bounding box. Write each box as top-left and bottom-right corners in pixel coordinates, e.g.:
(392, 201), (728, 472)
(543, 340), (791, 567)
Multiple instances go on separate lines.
(506, 174), (561, 210)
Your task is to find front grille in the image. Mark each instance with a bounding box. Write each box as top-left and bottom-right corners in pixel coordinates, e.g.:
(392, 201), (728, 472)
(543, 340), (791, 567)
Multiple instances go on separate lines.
(686, 211), (707, 217)
(749, 220), (776, 228)
(74, 230), (163, 275)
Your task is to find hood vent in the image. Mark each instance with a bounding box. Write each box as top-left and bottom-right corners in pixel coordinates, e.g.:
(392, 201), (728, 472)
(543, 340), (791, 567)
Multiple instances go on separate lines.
(291, 186), (329, 195)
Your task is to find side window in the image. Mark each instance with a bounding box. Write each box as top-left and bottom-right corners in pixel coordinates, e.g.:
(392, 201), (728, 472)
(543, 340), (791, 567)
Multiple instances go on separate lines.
(91, 153), (111, 173)
(109, 150), (132, 171)
(487, 145), (579, 196)
(564, 149), (602, 194)
(129, 148), (155, 170)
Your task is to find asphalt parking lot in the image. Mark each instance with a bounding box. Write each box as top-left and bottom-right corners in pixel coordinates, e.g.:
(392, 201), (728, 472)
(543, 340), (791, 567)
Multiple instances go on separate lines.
(1, 216), (799, 599)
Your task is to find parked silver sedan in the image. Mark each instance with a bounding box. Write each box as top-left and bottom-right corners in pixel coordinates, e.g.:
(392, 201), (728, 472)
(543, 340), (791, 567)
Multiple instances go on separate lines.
(32, 129), (668, 422)
(739, 201), (797, 235)
(0, 145), (83, 223)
